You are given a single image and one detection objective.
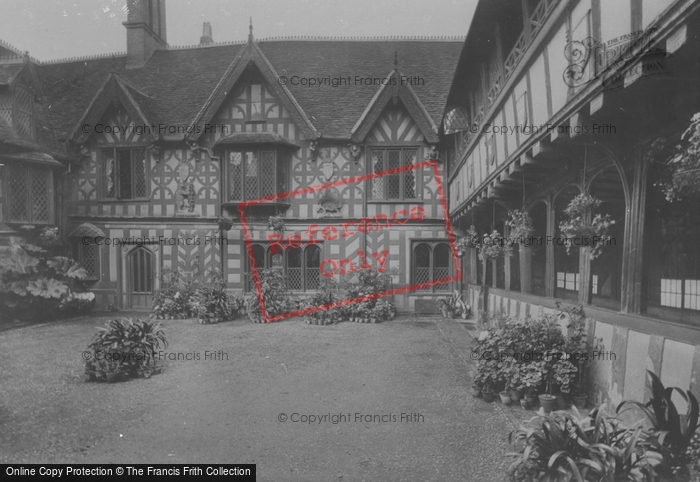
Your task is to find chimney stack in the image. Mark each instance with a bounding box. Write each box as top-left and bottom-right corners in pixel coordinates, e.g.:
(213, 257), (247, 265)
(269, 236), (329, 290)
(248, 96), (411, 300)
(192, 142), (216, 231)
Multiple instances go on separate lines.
(123, 0), (168, 69)
(200, 22), (214, 46)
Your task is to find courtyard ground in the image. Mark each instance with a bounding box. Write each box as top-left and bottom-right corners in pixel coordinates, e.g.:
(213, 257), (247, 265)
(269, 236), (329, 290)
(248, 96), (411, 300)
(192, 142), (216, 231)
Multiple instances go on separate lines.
(0, 313), (513, 481)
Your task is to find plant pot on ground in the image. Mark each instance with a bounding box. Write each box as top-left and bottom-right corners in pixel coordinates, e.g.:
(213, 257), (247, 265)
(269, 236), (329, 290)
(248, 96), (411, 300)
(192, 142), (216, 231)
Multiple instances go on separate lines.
(538, 394), (557, 414)
(499, 391), (512, 406)
(481, 386), (495, 403)
(470, 384), (481, 398)
(510, 388), (523, 402)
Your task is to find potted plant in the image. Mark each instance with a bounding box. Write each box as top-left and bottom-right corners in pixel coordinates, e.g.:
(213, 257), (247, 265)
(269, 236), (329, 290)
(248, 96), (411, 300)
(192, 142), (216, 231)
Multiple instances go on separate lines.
(558, 194), (615, 260)
(505, 209), (534, 241)
(470, 383), (482, 398)
(478, 230), (511, 262)
(268, 215), (286, 236)
(436, 290), (470, 319)
(499, 385), (513, 406)
(217, 216), (234, 231)
(656, 112), (700, 202)
(474, 359), (499, 403)
(520, 362), (545, 411)
(455, 225), (480, 257)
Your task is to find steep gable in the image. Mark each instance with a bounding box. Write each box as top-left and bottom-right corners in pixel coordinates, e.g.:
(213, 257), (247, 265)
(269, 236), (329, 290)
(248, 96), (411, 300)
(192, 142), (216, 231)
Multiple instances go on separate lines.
(352, 69), (438, 144)
(71, 73), (158, 144)
(187, 39), (318, 142)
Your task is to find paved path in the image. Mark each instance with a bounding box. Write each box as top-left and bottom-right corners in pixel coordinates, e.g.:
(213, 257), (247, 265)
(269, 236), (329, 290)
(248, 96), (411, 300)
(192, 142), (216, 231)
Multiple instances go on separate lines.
(0, 315), (513, 481)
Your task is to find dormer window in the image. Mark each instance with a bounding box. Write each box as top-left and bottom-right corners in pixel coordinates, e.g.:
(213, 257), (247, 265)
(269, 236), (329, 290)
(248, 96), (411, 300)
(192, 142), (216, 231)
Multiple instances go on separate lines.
(216, 132), (298, 208)
(226, 149), (288, 201)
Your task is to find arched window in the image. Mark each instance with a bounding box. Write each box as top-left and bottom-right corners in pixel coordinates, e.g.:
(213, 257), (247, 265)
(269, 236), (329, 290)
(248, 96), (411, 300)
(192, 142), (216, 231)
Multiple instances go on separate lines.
(245, 241), (323, 292)
(412, 241), (452, 292)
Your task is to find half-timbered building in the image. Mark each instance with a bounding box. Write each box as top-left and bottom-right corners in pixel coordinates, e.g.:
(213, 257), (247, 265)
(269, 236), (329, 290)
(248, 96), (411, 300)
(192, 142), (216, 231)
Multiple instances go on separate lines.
(0, 1), (463, 313)
(443, 0), (700, 405)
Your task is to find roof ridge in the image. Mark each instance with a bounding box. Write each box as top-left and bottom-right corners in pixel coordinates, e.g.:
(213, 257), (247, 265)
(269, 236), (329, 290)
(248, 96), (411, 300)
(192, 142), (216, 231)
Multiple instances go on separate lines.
(166, 40), (247, 50)
(258, 35), (466, 42)
(40, 51), (127, 65)
(0, 38), (23, 55)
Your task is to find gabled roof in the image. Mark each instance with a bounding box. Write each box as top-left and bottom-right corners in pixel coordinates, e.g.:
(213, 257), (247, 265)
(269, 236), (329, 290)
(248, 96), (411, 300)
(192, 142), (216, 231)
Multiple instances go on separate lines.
(0, 60), (44, 96)
(71, 72), (158, 144)
(187, 38), (318, 141)
(351, 68), (439, 144)
(35, 37), (462, 142)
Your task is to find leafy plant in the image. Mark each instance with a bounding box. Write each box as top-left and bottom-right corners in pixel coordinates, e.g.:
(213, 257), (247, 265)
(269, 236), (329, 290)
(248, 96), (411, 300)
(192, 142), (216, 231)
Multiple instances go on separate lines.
(507, 209), (535, 241)
(618, 371), (700, 479)
(558, 194), (615, 259)
(479, 230), (511, 262)
(217, 217), (234, 231)
(85, 318), (168, 381)
(437, 290), (471, 319)
(0, 228), (94, 321)
(304, 278), (343, 325)
(268, 215), (286, 236)
(248, 268), (297, 323)
(656, 112), (700, 202)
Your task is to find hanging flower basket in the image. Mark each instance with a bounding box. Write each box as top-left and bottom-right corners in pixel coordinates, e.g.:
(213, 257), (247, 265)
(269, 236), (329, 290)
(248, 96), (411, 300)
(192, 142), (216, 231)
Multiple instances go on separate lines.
(478, 230), (510, 262)
(455, 225), (480, 256)
(268, 215), (286, 236)
(558, 194), (614, 259)
(505, 210), (534, 242)
(217, 217), (234, 231)
(655, 113), (700, 201)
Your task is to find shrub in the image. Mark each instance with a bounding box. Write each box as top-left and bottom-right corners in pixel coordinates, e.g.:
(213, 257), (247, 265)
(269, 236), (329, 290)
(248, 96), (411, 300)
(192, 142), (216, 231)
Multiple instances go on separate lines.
(247, 268), (297, 323)
(474, 310), (589, 396)
(151, 269), (242, 323)
(84, 318), (167, 381)
(304, 278), (343, 325)
(0, 229), (94, 321)
(508, 372), (700, 482)
(343, 268), (396, 322)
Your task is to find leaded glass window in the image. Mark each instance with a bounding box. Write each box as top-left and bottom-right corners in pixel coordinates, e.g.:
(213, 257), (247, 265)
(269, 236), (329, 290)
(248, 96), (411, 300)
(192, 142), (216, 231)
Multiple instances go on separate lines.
(369, 147), (419, 201)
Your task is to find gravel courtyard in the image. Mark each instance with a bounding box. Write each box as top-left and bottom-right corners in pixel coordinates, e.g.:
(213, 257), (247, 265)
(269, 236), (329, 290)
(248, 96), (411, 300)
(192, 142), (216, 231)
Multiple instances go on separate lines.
(0, 314), (512, 481)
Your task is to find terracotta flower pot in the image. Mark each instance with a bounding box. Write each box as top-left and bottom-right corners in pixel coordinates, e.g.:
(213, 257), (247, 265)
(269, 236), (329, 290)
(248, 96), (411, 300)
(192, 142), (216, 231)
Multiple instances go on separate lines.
(539, 394), (557, 414)
(106, 372), (120, 383)
(481, 388), (495, 403)
(499, 391), (512, 406)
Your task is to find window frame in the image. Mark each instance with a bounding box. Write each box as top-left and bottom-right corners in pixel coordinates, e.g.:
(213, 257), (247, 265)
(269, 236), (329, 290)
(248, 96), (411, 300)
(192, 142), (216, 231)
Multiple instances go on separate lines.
(5, 164), (54, 225)
(411, 240), (452, 292)
(244, 241), (323, 292)
(225, 149), (288, 202)
(77, 242), (101, 282)
(100, 147), (149, 201)
(368, 146), (421, 202)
